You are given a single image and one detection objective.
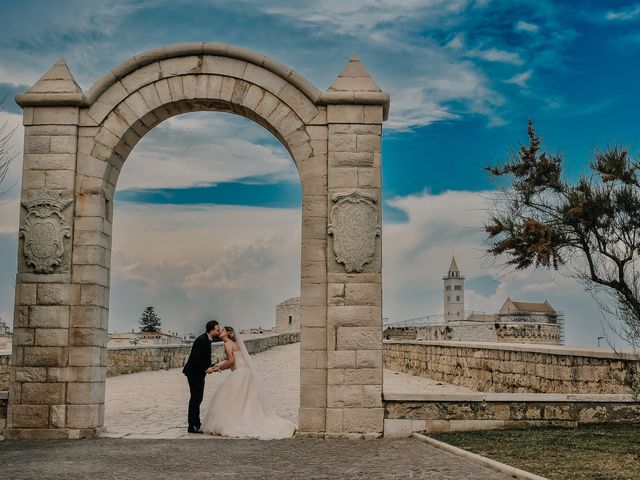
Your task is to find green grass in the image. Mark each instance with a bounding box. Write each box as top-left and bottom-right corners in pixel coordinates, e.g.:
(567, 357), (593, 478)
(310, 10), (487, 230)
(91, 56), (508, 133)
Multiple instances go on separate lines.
(427, 424), (640, 480)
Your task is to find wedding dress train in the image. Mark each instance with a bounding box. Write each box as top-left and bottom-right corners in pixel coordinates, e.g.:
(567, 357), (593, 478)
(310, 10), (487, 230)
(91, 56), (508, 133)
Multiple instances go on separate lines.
(201, 347), (296, 439)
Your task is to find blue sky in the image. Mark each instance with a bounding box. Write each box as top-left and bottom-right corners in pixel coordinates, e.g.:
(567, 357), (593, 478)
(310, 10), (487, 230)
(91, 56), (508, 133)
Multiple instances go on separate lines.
(1, 0), (640, 346)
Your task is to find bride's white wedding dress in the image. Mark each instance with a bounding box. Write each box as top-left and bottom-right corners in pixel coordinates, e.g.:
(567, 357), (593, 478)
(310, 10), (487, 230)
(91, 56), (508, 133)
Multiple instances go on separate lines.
(201, 344), (296, 439)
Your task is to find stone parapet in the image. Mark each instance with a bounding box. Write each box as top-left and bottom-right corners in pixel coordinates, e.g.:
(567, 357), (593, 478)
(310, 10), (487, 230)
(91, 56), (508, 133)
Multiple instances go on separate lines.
(0, 353), (9, 393)
(384, 340), (639, 394)
(383, 392), (640, 437)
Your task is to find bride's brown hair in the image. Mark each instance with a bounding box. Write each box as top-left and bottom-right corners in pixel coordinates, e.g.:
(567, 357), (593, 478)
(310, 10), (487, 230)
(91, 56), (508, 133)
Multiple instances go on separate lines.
(223, 326), (237, 341)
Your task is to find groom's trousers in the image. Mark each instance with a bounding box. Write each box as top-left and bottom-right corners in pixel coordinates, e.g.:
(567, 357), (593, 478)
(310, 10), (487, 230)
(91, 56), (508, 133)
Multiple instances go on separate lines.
(187, 374), (206, 429)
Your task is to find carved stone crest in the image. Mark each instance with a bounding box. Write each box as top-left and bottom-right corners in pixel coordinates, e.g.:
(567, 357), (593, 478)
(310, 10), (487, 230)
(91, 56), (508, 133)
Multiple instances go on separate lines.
(19, 195), (72, 273)
(328, 191), (381, 273)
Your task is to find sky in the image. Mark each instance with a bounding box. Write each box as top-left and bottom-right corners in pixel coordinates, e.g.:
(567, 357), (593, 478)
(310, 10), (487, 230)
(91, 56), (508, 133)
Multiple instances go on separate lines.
(0, 0), (639, 347)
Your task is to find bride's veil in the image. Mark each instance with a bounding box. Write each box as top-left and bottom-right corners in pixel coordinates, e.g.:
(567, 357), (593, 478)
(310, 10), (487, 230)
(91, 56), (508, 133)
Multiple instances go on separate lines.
(235, 331), (276, 415)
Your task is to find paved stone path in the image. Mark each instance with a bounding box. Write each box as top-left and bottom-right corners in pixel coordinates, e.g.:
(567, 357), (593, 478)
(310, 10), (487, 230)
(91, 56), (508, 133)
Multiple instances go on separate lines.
(0, 437), (512, 479)
(104, 343), (474, 438)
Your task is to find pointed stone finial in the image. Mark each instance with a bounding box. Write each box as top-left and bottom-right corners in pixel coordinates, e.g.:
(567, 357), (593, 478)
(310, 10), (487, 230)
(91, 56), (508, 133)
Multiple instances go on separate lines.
(26, 58), (82, 95)
(449, 256), (459, 273)
(328, 54), (382, 92)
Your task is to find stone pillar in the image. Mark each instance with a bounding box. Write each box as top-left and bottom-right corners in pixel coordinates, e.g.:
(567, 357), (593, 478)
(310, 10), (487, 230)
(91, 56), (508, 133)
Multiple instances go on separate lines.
(6, 60), (103, 439)
(323, 56), (385, 437)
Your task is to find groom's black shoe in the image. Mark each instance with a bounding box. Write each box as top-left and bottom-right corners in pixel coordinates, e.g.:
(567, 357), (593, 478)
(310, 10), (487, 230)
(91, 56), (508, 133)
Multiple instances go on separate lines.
(188, 427), (204, 434)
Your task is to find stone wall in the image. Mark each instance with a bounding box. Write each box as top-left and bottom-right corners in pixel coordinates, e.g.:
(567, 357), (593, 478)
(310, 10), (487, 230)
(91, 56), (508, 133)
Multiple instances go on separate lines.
(107, 331), (299, 377)
(387, 323), (560, 345)
(384, 340), (639, 394)
(0, 332), (301, 391)
(383, 392), (640, 436)
(0, 353), (9, 393)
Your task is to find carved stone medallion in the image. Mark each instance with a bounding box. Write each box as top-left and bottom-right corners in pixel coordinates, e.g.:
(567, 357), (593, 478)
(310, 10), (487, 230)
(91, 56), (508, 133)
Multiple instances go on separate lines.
(19, 195), (72, 273)
(328, 191), (381, 273)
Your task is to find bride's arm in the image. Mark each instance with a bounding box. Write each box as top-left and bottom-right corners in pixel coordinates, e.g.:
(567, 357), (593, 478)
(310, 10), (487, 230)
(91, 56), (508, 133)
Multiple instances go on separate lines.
(212, 342), (235, 372)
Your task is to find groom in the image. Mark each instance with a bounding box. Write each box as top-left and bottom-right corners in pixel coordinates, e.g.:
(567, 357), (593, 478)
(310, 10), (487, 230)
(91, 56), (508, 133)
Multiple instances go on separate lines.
(183, 320), (220, 433)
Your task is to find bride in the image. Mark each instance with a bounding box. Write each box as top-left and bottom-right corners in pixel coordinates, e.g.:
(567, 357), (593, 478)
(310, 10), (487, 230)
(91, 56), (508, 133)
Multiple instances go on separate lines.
(201, 326), (296, 439)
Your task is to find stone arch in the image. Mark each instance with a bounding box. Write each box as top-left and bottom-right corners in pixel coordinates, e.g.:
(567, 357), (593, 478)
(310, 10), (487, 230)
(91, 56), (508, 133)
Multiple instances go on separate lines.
(8, 43), (389, 439)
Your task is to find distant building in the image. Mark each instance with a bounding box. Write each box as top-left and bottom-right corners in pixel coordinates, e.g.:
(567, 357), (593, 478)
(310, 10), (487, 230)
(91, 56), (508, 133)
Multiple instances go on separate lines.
(274, 297), (300, 333)
(108, 330), (183, 348)
(386, 257), (563, 345)
(0, 318), (11, 351)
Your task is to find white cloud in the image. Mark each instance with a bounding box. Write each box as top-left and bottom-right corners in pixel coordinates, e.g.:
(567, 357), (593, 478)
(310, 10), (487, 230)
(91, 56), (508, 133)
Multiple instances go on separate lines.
(606, 4), (640, 21)
(467, 47), (524, 65)
(515, 20), (539, 32)
(506, 69), (533, 87)
(119, 112), (297, 190)
(108, 202), (301, 333)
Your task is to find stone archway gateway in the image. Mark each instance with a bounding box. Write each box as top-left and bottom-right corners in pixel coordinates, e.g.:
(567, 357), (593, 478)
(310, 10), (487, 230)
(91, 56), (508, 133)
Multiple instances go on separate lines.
(7, 43), (389, 439)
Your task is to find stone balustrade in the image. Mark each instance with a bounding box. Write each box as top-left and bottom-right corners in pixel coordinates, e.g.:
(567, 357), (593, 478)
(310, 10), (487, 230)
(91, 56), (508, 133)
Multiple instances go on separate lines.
(384, 340), (639, 394)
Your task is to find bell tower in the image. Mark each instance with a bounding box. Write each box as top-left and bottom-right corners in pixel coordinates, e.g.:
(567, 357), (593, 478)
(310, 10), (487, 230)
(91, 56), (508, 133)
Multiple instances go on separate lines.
(443, 257), (465, 321)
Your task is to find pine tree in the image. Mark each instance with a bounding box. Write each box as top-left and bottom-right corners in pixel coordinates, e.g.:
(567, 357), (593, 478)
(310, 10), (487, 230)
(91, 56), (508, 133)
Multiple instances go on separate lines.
(139, 306), (161, 333)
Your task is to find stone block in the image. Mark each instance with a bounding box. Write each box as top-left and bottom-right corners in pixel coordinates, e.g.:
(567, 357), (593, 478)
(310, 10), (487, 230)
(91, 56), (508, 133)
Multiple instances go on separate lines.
(363, 385), (383, 407)
(32, 107), (79, 126)
(25, 135), (50, 154)
(383, 419), (418, 438)
(329, 151), (374, 168)
(50, 135), (77, 154)
(50, 404), (66, 428)
(327, 369), (344, 385)
(45, 169), (75, 189)
(68, 346), (102, 367)
(34, 328), (68, 347)
(300, 327), (326, 351)
(47, 367), (78, 383)
(329, 133), (357, 152)
(21, 382), (65, 404)
(72, 265), (109, 286)
(327, 105), (365, 124)
(357, 167), (380, 189)
(70, 306), (103, 328)
(328, 306), (381, 327)
(16, 283), (37, 305)
(344, 367), (382, 385)
(66, 404), (100, 429)
(76, 366), (106, 383)
(364, 106), (383, 123)
(23, 169), (46, 188)
(342, 407), (383, 434)
(67, 382), (105, 404)
(327, 166), (357, 189)
(344, 284), (381, 306)
(356, 350), (382, 368)
(301, 283), (326, 307)
(37, 284), (80, 305)
(300, 368), (327, 385)
(120, 61), (161, 93)
(70, 328), (106, 347)
(336, 326), (381, 350)
(72, 246), (107, 266)
(327, 385), (363, 407)
(300, 350), (317, 369)
(11, 404), (49, 428)
(22, 346), (67, 367)
(325, 408), (343, 433)
(327, 350), (355, 369)
(14, 366), (47, 383)
(12, 327), (34, 346)
(298, 407), (326, 433)
(29, 306), (70, 328)
(300, 385), (327, 408)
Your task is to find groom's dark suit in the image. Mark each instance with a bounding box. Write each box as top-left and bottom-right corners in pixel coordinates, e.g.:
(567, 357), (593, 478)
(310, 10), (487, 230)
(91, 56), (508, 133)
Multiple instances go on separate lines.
(183, 332), (214, 431)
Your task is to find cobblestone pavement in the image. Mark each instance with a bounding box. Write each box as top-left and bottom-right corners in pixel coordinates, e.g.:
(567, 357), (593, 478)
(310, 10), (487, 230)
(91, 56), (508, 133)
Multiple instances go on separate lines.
(104, 343), (473, 438)
(0, 437), (512, 479)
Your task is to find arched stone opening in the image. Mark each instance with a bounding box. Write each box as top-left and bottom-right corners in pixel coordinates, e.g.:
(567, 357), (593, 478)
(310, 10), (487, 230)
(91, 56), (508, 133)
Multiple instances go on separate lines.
(7, 43), (389, 439)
